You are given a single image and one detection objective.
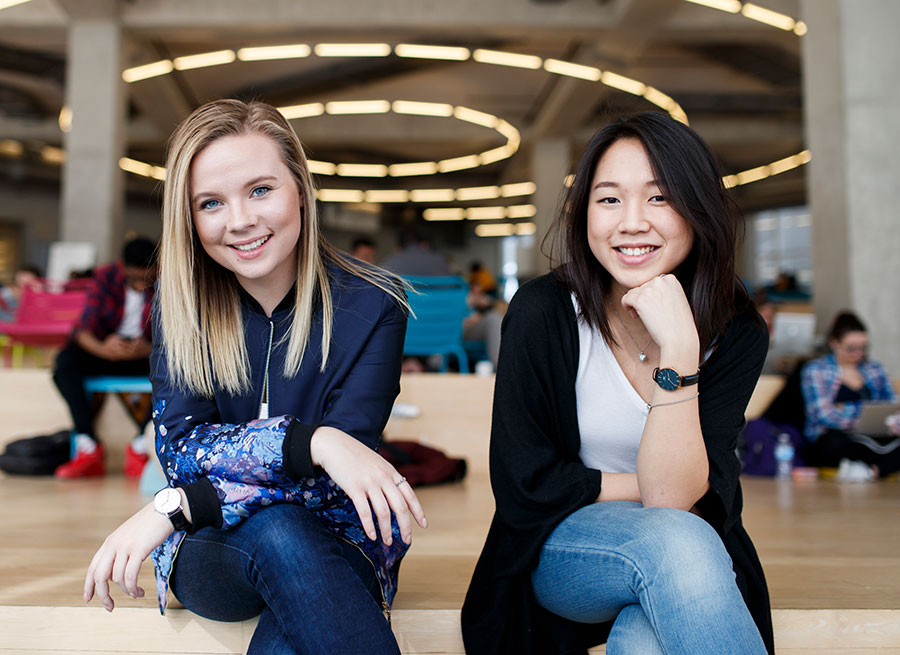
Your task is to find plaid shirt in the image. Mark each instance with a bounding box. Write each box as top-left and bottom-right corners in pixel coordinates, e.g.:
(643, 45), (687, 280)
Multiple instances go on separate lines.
(800, 353), (897, 440)
(74, 262), (154, 342)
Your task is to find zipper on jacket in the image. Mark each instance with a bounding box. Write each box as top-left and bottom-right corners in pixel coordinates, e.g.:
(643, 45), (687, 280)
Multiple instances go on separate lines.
(259, 320), (274, 419)
(335, 534), (391, 623)
(256, 317), (388, 619)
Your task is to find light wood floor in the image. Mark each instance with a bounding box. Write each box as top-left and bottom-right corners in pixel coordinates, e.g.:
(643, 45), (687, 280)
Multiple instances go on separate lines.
(2, 369), (900, 653)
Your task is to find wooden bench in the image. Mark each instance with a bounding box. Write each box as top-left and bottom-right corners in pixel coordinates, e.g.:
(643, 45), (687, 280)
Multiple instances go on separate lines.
(2, 606), (898, 654)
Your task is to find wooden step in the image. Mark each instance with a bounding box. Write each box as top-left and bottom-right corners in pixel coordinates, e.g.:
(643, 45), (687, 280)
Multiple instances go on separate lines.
(1, 607), (899, 654)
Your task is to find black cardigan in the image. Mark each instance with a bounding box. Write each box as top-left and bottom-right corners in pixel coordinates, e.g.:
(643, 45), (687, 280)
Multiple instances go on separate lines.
(461, 273), (774, 655)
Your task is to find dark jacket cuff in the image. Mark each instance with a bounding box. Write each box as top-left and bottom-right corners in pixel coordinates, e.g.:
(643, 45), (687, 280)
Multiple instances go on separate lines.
(283, 418), (318, 480)
(178, 478), (222, 531)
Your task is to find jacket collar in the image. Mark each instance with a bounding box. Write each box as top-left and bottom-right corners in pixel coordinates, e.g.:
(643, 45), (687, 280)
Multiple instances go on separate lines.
(236, 284), (296, 318)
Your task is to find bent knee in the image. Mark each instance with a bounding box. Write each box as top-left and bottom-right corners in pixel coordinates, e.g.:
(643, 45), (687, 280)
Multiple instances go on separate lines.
(638, 508), (735, 591)
(638, 506), (718, 545)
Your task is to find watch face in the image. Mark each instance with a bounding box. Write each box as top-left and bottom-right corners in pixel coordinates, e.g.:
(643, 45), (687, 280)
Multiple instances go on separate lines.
(154, 487), (181, 515)
(655, 367), (682, 391)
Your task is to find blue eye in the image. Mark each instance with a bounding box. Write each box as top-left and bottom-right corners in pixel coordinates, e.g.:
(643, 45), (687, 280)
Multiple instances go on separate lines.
(199, 199), (221, 211)
(251, 185), (271, 198)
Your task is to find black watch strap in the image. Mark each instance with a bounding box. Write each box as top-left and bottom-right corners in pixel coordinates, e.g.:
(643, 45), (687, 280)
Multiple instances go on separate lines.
(167, 508), (192, 533)
(680, 371), (700, 387)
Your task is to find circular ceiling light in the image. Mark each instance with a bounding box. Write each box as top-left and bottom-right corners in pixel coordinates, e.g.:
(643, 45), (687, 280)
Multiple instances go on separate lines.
(121, 41), (690, 124)
(278, 99), (521, 177)
(115, 37), (808, 200)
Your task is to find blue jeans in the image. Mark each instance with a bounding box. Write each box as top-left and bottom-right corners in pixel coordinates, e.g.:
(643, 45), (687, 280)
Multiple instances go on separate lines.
(170, 504), (399, 655)
(531, 502), (767, 655)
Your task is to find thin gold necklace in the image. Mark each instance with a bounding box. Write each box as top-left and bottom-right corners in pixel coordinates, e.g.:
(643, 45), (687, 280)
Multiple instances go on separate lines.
(612, 306), (654, 362)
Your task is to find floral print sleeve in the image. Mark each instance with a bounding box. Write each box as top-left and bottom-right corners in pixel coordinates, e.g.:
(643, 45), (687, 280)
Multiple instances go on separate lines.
(158, 408), (294, 489)
(153, 398), (346, 527)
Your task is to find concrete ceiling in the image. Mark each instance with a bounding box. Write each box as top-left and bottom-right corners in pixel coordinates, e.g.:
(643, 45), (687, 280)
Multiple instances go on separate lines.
(0, 0), (806, 212)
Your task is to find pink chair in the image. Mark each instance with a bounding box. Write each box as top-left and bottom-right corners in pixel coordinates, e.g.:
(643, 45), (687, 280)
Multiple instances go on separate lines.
(0, 286), (88, 366)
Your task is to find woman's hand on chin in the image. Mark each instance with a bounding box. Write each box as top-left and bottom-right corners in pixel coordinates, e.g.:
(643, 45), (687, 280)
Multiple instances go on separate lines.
(621, 274), (699, 365)
(84, 502), (175, 611)
(310, 426), (428, 546)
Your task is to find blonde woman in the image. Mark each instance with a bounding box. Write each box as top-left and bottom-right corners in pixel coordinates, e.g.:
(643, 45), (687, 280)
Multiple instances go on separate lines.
(84, 99), (426, 654)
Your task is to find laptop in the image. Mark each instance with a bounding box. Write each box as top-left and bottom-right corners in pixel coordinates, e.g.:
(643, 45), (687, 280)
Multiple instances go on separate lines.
(854, 402), (900, 435)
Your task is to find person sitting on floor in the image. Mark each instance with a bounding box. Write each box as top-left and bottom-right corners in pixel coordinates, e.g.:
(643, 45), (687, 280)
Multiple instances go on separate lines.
(53, 237), (158, 479)
(801, 311), (900, 480)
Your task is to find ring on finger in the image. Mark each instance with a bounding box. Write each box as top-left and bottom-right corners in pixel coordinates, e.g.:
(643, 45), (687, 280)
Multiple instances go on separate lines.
(395, 476), (408, 487)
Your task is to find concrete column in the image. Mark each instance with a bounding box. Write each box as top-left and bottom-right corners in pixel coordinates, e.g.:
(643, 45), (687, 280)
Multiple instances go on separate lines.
(60, 19), (126, 264)
(525, 139), (572, 278)
(802, 0), (900, 371)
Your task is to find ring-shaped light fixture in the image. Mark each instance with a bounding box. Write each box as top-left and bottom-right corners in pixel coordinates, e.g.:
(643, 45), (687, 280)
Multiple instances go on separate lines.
(113, 37), (808, 201)
(121, 41), (690, 126)
(276, 99), (521, 177)
(683, 0), (806, 35)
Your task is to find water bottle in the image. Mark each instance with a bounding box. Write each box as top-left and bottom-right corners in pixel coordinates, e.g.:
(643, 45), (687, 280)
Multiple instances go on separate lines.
(774, 433), (794, 479)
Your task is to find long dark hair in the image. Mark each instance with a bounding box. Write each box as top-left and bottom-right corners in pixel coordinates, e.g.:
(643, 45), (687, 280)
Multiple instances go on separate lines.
(546, 111), (750, 354)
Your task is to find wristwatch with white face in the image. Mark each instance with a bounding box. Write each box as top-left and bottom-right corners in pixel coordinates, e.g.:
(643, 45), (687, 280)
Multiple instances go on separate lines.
(153, 487), (191, 532)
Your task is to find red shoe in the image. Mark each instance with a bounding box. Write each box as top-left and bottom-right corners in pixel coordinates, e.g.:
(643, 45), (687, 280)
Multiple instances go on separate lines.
(55, 444), (105, 478)
(124, 444), (149, 478)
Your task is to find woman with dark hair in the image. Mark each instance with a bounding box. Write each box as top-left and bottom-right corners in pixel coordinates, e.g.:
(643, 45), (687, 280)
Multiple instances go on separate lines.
(801, 311), (900, 479)
(462, 112), (773, 654)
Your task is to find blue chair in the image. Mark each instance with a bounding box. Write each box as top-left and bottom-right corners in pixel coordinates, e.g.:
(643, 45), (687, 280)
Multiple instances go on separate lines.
(84, 375), (153, 430)
(403, 275), (471, 373)
(83, 376), (168, 494)
(84, 376), (153, 395)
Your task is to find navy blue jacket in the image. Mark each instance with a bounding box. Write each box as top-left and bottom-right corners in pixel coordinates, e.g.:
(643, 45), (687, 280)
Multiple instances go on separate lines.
(149, 264), (408, 613)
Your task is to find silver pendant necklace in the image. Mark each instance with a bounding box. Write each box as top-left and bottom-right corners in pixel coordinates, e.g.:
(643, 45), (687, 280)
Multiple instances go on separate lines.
(612, 306), (654, 362)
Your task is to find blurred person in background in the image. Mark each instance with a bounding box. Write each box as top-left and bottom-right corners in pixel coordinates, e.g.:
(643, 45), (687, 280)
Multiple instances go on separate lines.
(801, 311), (900, 480)
(0, 265), (43, 322)
(52, 237), (157, 479)
(381, 229), (450, 277)
(350, 236), (377, 265)
(468, 260), (497, 296)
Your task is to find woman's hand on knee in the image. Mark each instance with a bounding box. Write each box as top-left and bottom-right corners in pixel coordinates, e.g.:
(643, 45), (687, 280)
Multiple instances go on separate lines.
(83, 501), (174, 611)
(310, 426), (427, 545)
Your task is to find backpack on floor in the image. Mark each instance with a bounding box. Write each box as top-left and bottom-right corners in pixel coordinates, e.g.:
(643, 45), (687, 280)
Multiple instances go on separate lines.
(380, 439), (467, 486)
(0, 430), (71, 475)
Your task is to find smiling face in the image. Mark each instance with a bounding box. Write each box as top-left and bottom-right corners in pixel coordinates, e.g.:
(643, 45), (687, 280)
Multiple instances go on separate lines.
(189, 132), (302, 308)
(586, 137), (694, 300)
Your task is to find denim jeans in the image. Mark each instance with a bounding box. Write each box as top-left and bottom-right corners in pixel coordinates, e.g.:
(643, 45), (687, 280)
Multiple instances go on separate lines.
(170, 504), (399, 655)
(530, 501), (767, 655)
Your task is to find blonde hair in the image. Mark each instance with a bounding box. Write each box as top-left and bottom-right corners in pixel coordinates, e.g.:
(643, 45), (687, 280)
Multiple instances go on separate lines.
(160, 99), (408, 396)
